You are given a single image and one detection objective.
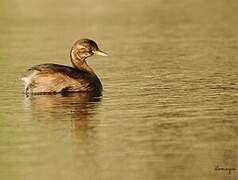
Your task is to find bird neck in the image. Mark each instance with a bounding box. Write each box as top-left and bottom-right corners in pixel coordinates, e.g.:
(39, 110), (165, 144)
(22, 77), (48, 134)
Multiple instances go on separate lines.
(70, 53), (95, 75)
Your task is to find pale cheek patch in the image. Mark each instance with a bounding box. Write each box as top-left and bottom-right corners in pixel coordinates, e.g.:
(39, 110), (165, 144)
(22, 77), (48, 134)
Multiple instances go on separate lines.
(78, 45), (86, 49)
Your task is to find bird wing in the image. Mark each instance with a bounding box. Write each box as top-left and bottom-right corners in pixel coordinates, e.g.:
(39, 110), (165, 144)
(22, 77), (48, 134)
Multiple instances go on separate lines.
(24, 64), (92, 94)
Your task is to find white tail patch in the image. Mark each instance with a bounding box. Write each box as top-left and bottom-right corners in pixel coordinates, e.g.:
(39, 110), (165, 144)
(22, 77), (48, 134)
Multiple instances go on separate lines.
(21, 77), (31, 94)
(21, 70), (39, 94)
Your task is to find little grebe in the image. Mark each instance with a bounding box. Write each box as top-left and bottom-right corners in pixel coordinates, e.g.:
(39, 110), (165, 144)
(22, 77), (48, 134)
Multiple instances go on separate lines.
(21, 39), (107, 95)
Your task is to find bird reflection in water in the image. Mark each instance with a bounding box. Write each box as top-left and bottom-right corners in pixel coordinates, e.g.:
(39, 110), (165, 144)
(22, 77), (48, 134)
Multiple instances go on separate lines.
(24, 92), (101, 129)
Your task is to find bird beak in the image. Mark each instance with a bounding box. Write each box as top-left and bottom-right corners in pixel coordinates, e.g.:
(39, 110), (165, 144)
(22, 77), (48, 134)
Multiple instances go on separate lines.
(93, 49), (108, 56)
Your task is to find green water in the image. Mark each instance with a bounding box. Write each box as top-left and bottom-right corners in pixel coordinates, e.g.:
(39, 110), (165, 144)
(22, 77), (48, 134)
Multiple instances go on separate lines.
(0, 0), (238, 179)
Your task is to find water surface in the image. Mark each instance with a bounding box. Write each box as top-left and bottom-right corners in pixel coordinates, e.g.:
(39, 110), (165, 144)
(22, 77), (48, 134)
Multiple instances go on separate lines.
(0, 0), (238, 180)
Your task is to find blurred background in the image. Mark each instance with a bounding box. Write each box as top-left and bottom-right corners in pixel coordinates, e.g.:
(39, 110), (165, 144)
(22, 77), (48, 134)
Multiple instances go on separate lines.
(0, 0), (238, 180)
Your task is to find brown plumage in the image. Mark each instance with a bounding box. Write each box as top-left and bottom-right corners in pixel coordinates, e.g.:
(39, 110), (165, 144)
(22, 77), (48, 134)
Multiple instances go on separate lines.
(21, 39), (107, 95)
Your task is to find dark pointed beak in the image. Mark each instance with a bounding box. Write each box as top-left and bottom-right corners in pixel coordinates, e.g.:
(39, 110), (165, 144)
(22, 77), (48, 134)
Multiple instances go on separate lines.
(93, 49), (108, 56)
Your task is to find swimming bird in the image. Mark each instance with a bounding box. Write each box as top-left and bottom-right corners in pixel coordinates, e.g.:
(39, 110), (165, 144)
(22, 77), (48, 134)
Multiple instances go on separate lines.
(21, 39), (107, 95)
